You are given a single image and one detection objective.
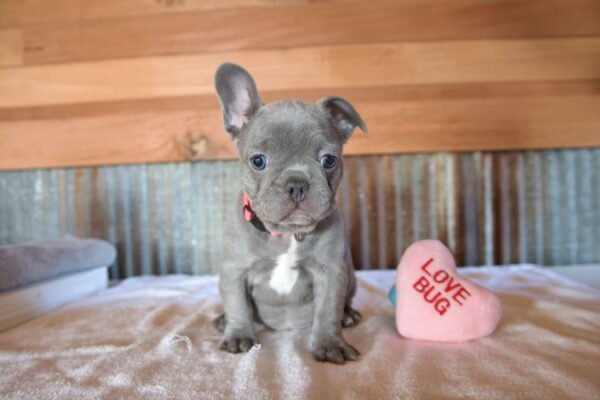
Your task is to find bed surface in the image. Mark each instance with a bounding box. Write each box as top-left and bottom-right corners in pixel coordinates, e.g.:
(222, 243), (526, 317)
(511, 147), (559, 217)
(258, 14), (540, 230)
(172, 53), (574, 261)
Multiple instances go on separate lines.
(0, 266), (599, 399)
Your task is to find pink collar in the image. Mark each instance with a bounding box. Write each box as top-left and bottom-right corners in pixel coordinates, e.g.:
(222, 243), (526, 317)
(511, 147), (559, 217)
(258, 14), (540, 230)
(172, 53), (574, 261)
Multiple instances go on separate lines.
(242, 193), (282, 237)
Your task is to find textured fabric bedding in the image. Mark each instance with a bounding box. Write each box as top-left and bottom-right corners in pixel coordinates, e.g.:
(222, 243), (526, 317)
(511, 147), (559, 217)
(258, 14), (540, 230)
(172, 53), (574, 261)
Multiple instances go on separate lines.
(0, 266), (598, 399)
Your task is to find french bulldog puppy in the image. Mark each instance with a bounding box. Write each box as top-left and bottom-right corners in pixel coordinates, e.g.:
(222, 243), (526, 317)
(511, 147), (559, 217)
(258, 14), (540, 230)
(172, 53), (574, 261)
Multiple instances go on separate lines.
(213, 63), (367, 364)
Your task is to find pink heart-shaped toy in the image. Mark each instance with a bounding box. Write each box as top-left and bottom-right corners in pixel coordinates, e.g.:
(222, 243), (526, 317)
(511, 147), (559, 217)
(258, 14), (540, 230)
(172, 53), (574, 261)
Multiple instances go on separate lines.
(395, 240), (502, 342)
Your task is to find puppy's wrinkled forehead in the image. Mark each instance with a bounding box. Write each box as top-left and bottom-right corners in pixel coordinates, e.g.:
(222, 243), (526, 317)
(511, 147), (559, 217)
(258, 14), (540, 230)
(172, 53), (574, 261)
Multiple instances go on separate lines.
(238, 100), (340, 158)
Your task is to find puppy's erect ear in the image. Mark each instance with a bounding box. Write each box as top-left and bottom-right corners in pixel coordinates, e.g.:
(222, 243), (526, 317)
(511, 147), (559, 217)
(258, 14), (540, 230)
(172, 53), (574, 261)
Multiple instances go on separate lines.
(214, 63), (263, 140)
(318, 96), (368, 143)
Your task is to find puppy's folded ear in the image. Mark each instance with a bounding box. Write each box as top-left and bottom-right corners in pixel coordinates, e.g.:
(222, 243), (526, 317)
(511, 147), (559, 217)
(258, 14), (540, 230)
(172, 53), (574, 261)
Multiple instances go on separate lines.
(318, 96), (368, 143)
(215, 63), (263, 140)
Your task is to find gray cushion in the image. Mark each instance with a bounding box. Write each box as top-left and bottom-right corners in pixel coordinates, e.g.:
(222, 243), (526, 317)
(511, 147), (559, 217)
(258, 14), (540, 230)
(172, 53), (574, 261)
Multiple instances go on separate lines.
(0, 237), (116, 292)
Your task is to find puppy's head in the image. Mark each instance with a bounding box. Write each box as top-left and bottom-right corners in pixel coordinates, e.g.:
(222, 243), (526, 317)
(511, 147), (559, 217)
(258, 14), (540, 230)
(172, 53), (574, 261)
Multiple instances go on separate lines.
(215, 63), (367, 234)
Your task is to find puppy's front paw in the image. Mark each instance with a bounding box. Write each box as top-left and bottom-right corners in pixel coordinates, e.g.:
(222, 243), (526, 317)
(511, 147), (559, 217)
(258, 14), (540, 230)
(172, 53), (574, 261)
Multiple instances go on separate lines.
(220, 333), (258, 354)
(312, 336), (360, 364)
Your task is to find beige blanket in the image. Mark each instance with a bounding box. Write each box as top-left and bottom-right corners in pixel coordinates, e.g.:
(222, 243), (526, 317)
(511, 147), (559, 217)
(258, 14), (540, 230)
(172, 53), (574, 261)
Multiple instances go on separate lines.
(1, 267), (599, 399)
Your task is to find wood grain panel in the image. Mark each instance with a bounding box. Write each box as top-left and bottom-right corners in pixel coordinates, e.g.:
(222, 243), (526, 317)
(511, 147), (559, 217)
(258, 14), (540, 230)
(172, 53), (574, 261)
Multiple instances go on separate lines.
(2, 81), (599, 170)
(21, 0), (600, 65)
(349, 95), (600, 154)
(2, 37), (600, 108)
(0, 109), (234, 170)
(0, 29), (23, 67)
(0, 0), (320, 29)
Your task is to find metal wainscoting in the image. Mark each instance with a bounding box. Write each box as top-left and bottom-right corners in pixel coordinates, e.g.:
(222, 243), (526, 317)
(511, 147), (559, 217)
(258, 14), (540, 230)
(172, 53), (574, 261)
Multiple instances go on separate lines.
(0, 149), (598, 278)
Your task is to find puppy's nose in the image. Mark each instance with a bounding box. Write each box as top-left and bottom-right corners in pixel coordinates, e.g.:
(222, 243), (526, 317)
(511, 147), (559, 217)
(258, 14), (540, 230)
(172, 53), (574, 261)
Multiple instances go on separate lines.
(286, 180), (309, 204)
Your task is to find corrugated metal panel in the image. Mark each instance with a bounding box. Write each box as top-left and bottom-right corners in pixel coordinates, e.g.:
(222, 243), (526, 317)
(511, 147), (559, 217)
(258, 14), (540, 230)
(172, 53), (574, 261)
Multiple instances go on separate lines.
(0, 149), (598, 278)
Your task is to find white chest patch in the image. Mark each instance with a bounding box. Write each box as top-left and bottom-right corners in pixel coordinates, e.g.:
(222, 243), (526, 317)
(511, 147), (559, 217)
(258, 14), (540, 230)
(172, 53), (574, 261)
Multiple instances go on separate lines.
(269, 238), (300, 295)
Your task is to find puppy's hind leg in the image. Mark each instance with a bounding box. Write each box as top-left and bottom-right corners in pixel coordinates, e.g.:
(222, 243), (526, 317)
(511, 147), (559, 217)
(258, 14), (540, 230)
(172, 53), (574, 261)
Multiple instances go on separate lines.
(342, 306), (361, 328)
(212, 313), (226, 333)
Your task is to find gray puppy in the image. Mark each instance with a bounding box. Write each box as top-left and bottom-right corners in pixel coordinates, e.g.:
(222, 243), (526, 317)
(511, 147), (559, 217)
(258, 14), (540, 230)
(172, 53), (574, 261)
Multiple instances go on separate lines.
(213, 63), (367, 364)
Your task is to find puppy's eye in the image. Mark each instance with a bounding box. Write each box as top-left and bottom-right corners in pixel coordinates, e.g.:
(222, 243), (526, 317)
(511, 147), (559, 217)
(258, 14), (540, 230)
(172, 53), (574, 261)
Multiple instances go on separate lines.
(250, 154), (267, 171)
(320, 154), (338, 170)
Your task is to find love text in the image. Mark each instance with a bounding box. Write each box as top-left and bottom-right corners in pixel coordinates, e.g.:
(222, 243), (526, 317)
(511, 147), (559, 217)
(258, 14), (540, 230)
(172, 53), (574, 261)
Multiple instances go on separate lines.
(412, 258), (472, 316)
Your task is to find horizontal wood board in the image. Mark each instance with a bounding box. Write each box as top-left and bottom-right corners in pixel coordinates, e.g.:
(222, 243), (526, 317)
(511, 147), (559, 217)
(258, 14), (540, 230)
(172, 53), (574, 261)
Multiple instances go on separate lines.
(0, 0), (599, 170)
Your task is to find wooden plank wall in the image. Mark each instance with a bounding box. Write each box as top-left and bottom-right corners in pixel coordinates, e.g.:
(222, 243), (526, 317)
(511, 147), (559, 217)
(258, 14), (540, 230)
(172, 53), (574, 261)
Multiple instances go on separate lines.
(1, 0), (600, 170)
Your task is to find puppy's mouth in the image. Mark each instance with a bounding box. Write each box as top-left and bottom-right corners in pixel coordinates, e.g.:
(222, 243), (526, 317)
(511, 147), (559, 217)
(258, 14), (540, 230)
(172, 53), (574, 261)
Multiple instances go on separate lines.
(260, 204), (332, 235)
(286, 209), (312, 225)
